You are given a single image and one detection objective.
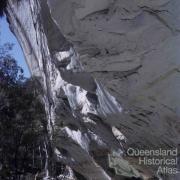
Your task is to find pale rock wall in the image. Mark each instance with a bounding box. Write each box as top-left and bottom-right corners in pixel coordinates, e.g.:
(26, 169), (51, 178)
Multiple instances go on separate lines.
(6, 0), (180, 179)
(48, 0), (180, 149)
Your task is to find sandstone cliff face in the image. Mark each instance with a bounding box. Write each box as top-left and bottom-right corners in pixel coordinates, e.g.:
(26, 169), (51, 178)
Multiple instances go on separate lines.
(6, 0), (180, 179)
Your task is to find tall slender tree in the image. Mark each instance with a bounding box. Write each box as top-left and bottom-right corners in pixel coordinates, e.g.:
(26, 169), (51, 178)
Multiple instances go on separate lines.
(0, 43), (47, 179)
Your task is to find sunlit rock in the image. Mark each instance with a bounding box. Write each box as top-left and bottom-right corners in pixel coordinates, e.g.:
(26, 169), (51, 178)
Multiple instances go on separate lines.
(5, 0), (180, 179)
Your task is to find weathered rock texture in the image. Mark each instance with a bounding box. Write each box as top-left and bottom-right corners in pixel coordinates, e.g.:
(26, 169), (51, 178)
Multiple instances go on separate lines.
(5, 0), (180, 179)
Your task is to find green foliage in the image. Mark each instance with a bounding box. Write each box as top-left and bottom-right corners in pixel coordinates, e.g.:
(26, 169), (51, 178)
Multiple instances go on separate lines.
(0, 43), (24, 85)
(0, 43), (47, 179)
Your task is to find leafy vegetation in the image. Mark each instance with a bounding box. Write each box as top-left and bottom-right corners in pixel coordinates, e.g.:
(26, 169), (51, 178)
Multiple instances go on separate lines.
(0, 43), (47, 179)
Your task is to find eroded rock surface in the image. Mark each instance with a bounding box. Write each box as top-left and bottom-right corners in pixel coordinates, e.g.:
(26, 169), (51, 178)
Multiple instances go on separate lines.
(48, 0), (180, 149)
(6, 0), (180, 179)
